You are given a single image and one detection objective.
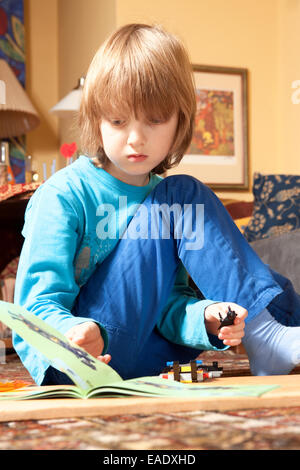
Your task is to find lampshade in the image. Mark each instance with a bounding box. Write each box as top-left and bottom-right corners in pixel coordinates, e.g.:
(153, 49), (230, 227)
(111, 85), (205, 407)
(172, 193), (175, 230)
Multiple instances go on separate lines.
(0, 59), (40, 138)
(50, 77), (85, 116)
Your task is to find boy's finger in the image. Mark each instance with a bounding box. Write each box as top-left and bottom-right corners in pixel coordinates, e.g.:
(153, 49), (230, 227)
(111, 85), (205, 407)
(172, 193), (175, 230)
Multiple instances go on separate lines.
(219, 328), (245, 340)
(222, 338), (242, 347)
(220, 321), (245, 334)
(237, 309), (248, 320)
(97, 354), (111, 364)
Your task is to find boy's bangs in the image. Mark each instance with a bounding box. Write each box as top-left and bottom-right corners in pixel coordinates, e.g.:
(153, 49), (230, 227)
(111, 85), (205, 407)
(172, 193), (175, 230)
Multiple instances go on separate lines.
(97, 58), (178, 121)
(99, 85), (177, 122)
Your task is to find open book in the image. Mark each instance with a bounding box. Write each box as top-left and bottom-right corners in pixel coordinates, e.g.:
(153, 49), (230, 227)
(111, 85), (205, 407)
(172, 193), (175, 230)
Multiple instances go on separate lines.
(0, 301), (277, 400)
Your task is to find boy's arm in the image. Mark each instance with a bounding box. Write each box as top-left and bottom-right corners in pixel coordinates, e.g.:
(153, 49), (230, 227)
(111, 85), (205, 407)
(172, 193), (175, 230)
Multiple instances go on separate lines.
(156, 263), (228, 351)
(14, 184), (108, 352)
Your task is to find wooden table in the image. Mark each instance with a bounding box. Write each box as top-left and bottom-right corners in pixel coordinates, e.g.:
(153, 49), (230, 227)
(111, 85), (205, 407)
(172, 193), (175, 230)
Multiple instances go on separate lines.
(0, 374), (298, 422)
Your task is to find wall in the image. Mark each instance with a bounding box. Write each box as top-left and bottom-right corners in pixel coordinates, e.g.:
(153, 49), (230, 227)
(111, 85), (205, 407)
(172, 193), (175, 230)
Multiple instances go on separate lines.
(116, 0), (280, 200)
(25, 0), (300, 199)
(24, 0), (59, 180)
(277, 0), (300, 174)
(57, 0), (116, 168)
(24, 0), (116, 178)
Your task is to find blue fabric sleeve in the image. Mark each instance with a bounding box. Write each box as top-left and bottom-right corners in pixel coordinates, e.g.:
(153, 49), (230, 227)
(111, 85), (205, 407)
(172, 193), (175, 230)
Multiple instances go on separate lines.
(14, 183), (109, 351)
(156, 264), (228, 351)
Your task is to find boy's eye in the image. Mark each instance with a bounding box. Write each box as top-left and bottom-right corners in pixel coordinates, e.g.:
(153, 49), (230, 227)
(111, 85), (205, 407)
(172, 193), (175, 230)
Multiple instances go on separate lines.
(110, 119), (125, 126)
(149, 118), (164, 125)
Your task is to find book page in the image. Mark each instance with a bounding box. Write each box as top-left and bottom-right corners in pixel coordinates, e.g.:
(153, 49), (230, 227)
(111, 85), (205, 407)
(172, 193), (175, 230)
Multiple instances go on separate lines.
(87, 377), (278, 398)
(0, 301), (121, 391)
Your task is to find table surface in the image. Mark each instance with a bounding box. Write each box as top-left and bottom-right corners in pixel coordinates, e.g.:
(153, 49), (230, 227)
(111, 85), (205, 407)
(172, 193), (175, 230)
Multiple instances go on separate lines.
(0, 182), (41, 203)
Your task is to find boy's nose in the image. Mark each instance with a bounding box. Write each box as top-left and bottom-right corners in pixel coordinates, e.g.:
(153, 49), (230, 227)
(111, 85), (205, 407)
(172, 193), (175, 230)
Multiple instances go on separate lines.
(127, 124), (146, 149)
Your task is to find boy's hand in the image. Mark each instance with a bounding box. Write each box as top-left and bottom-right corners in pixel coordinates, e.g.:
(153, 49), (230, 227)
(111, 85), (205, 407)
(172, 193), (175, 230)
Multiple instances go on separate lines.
(204, 302), (248, 347)
(65, 322), (111, 364)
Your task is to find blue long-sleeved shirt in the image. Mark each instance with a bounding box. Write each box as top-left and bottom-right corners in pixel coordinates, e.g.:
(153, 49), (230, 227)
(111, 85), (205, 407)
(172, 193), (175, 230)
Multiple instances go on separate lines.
(14, 155), (226, 384)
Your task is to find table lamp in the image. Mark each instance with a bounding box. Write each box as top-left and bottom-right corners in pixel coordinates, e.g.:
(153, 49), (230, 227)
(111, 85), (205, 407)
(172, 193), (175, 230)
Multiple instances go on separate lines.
(0, 59), (40, 184)
(0, 59), (40, 138)
(50, 77), (85, 171)
(50, 77), (85, 116)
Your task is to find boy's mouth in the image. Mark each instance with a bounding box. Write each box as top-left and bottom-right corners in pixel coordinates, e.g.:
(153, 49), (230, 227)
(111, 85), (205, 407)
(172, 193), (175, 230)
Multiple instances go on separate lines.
(127, 154), (148, 162)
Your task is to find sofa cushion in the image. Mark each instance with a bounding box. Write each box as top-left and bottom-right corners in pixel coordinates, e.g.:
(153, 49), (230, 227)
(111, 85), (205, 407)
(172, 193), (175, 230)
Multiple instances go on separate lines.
(221, 199), (253, 233)
(250, 228), (300, 294)
(221, 199), (254, 219)
(243, 173), (300, 242)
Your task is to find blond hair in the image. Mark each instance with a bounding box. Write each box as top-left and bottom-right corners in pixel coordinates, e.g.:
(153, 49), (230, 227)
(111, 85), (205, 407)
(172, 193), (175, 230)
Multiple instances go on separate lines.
(78, 23), (196, 174)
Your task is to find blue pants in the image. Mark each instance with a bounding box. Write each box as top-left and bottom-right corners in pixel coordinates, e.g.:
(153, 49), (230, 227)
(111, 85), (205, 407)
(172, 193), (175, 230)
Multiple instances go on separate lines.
(42, 175), (300, 384)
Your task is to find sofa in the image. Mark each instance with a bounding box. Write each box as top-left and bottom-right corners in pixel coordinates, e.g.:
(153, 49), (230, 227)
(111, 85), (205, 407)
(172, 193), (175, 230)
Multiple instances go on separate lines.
(223, 172), (300, 295)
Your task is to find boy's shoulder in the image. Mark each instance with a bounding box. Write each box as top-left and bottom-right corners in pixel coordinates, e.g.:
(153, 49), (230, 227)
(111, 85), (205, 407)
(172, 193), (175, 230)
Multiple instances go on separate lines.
(26, 156), (97, 214)
(35, 155), (97, 196)
(45, 155), (92, 187)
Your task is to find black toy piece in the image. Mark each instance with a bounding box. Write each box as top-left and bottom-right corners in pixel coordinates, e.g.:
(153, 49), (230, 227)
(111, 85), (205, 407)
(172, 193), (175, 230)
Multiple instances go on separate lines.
(218, 306), (237, 330)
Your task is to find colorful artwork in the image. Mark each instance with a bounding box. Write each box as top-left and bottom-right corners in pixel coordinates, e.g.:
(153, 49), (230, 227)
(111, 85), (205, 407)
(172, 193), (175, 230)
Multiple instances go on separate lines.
(189, 89), (234, 157)
(0, 0), (25, 183)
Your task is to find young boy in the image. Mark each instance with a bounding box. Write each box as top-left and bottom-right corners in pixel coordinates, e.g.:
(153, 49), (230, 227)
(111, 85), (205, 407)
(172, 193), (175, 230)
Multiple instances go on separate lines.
(14, 24), (300, 385)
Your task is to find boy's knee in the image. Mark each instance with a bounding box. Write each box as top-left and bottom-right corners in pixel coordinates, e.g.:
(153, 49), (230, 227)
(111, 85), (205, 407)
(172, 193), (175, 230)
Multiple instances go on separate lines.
(153, 174), (210, 202)
(161, 173), (199, 186)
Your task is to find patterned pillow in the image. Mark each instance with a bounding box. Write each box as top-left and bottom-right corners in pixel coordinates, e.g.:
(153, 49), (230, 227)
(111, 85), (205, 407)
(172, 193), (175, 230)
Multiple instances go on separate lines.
(243, 173), (300, 242)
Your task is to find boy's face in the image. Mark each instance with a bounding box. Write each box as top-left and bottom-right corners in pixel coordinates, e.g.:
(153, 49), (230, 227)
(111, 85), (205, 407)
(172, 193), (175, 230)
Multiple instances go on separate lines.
(99, 112), (178, 186)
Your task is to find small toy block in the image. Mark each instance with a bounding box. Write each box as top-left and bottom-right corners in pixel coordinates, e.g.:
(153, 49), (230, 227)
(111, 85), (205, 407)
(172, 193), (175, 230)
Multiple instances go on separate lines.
(159, 360), (223, 383)
(190, 360), (198, 383)
(173, 361), (181, 382)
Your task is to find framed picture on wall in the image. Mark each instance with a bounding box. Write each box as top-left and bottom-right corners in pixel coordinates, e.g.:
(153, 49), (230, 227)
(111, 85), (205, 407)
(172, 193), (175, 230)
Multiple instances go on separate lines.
(169, 65), (249, 190)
